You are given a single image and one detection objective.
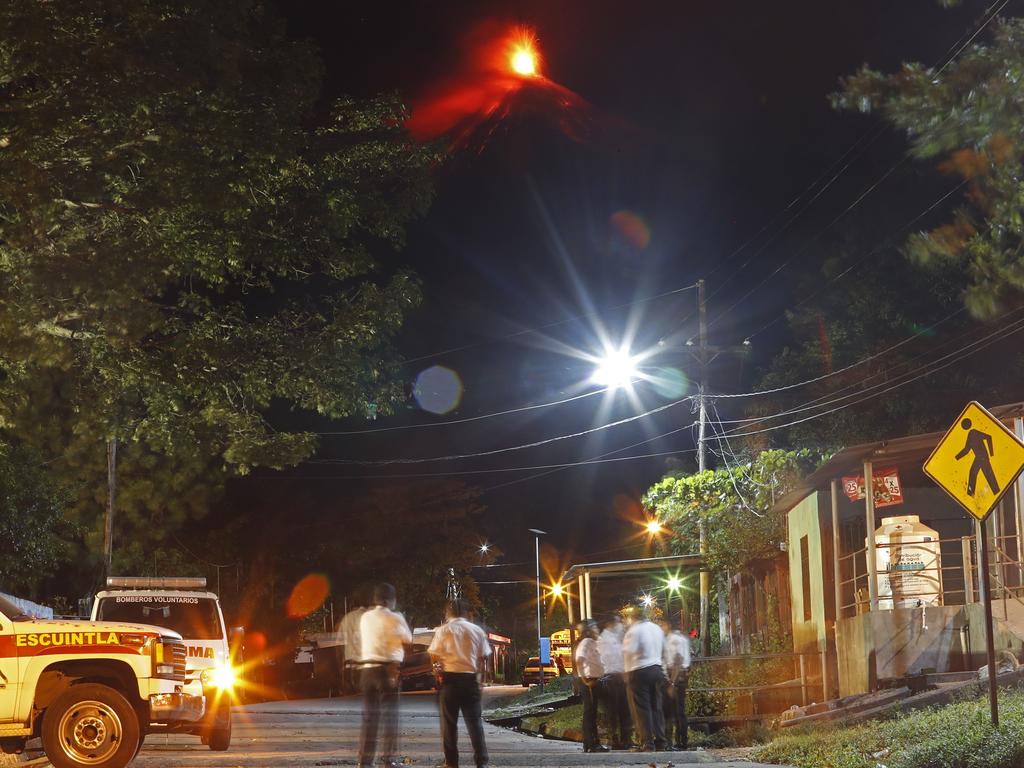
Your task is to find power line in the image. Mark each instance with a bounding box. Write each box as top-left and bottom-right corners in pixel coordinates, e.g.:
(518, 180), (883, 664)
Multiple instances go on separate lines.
(315, 385), (615, 436)
(716, 314), (1024, 440)
(308, 393), (695, 465)
(743, 179), (968, 343)
(400, 282), (698, 367)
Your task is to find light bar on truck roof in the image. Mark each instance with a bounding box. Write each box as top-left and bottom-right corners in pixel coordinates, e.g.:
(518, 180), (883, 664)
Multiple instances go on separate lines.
(106, 576), (208, 589)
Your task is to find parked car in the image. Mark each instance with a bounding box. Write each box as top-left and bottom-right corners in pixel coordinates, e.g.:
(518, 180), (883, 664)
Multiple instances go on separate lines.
(401, 646), (437, 691)
(520, 656), (559, 687)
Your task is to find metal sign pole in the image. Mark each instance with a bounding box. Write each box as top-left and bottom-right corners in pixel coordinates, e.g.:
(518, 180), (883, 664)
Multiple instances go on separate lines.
(977, 517), (999, 726)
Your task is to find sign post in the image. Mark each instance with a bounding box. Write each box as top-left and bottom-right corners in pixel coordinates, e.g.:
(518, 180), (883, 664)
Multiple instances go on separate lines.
(923, 401), (1024, 727)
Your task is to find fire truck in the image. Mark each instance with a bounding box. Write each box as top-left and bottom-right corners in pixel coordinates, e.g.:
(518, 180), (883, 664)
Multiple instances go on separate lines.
(91, 577), (235, 751)
(0, 591), (202, 768)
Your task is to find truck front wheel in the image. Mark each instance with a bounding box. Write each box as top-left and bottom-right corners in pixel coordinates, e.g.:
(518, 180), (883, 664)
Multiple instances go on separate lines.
(41, 683), (140, 768)
(205, 702), (231, 752)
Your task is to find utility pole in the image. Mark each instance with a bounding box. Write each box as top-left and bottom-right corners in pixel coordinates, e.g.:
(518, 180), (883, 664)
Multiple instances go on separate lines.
(695, 279), (711, 656)
(103, 438), (117, 578)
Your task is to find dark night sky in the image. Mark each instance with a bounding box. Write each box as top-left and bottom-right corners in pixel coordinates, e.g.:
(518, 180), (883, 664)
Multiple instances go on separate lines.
(265, 0), (995, 567)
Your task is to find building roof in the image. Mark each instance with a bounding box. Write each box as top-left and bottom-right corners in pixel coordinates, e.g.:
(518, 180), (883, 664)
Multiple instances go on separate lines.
(561, 553), (703, 583)
(769, 400), (1024, 516)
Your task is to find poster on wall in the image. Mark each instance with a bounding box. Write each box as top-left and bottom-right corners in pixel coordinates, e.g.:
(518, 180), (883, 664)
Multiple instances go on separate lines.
(842, 466), (904, 507)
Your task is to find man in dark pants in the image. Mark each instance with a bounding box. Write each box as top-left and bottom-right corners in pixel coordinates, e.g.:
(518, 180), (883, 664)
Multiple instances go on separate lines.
(358, 583), (412, 768)
(597, 616), (632, 749)
(623, 607), (667, 751)
(574, 620), (609, 753)
(661, 620), (692, 750)
(428, 600), (491, 768)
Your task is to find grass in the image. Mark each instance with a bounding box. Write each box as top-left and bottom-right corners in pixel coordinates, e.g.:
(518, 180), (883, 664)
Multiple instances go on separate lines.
(754, 690), (1024, 768)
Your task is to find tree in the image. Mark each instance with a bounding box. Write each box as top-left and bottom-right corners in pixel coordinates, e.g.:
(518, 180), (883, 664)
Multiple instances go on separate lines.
(201, 479), (490, 642)
(0, 441), (76, 598)
(643, 450), (822, 576)
(833, 16), (1024, 318)
(643, 449), (821, 651)
(0, 1), (436, 572)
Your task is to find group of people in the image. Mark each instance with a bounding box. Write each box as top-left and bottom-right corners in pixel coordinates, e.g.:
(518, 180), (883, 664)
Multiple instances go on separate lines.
(574, 609), (692, 753)
(343, 582), (492, 768)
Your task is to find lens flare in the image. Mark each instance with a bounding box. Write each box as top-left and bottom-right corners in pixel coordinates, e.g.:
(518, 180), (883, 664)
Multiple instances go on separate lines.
(414, 365), (464, 415)
(286, 574), (330, 619)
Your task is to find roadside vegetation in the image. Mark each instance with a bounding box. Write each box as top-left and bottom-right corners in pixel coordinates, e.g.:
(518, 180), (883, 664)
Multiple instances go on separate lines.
(755, 691), (1024, 768)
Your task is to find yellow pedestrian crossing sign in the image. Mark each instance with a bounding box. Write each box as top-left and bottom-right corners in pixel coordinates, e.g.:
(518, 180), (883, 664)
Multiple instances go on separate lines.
(923, 401), (1024, 521)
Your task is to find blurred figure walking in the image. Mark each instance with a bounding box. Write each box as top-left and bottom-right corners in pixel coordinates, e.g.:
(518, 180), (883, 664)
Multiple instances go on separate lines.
(574, 620), (609, 753)
(339, 586), (367, 694)
(428, 599), (491, 768)
(597, 615), (632, 749)
(661, 620), (692, 750)
(623, 606), (667, 752)
(358, 583), (412, 768)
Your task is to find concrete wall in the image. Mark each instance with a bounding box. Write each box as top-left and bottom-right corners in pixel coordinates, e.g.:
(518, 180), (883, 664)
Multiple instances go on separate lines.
(836, 603), (1024, 696)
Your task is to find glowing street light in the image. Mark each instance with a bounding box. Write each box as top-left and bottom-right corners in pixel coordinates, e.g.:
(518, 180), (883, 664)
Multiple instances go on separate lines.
(590, 347), (640, 390)
(479, 543), (490, 554)
(549, 582), (564, 598)
(666, 575), (683, 592)
(645, 519), (663, 535)
(640, 594), (655, 608)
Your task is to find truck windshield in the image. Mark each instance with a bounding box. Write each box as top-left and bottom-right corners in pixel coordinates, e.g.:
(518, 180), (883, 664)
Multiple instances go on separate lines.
(96, 596), (222, 640)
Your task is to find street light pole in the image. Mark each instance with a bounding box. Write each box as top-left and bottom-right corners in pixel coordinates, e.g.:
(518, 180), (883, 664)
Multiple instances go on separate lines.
(529, 528), (547, 692)
(696, 278), (711, 656)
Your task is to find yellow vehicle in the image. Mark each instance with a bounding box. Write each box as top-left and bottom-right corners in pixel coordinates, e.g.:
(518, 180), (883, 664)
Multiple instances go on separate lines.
(520, 656), (559, 687)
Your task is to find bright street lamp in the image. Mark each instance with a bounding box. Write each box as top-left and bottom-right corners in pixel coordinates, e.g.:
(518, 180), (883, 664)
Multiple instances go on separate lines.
(645, 519), (663, 535)
(666, 575), (683, 592)
(479, 543), (490, 554)
(590, 346), (640, 389)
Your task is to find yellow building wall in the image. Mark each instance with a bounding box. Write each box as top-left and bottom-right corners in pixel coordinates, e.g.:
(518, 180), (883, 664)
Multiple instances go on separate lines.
(787, 492), (828, 657)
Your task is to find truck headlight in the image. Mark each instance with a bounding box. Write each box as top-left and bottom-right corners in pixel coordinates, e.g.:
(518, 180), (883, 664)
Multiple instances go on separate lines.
(201, 661), (237, 690)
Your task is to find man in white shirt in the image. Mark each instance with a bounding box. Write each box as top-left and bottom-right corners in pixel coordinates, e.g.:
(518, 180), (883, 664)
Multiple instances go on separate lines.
(574, 620), (609, 753)
(596, 615), (632, 749)
(339, 587), (367, 694)
(622, 607), (667, 751)
(661, 620), (692, 750)
(428, 600), (491, 768)
(358, 583), (412, 768)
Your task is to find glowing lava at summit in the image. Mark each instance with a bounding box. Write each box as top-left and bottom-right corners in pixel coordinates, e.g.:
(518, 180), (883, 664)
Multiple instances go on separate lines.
(405, 21), (608, 150)
(508, 30), (539, 77)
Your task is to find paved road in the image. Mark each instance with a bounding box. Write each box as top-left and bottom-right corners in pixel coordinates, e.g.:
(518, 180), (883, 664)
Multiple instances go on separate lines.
(126, 687), (783, 768)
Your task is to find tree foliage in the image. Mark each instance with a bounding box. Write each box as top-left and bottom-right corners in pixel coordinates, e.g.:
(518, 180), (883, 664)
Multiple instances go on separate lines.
(0, 442), (76, 597)
(0, 0), (435, 471)
(643, 450), (822, 576)
(834, 17), (1024, 318)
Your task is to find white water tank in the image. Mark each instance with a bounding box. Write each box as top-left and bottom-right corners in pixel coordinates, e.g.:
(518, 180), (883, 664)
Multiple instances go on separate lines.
(872, 515), (943, 610)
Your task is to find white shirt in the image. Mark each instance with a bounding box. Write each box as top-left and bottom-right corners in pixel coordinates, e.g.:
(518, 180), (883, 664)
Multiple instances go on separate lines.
(574, 637), (604, 679)
(340, 607), (366, 663)
(663, 630), (692, 675)
(428, 617), (491, 674)
(597, 626), (625, 674)
(360, 605), (411, 664)
(622, 620), (664, 673)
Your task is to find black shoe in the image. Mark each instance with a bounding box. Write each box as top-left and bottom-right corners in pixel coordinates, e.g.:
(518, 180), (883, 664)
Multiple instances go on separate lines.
(590, 744), (610, 753)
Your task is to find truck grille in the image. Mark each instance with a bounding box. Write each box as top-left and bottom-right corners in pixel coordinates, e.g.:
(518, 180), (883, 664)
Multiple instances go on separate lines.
(162, 637), (187, 681)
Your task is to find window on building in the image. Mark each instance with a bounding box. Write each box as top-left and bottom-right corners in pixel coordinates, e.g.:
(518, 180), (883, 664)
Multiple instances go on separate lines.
(800, 535), (812, 622)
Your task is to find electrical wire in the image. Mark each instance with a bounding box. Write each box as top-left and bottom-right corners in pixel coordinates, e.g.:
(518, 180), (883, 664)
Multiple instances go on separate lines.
(308, 393), (695, 465)
(715, 314), (1024, 440)
(400, 282), (698, 366)
(315, 385), (617, 436)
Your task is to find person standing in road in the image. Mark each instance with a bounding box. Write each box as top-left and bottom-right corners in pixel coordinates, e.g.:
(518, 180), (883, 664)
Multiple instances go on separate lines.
(597, 615), (632, 749)
(623, 606), (667, 752)
(661, 620), (692, 750)
(339, 586), (367, 694)
(358, 583), (412, 768)
(574, 620), (609, 753)
(428, 599), (491, 768)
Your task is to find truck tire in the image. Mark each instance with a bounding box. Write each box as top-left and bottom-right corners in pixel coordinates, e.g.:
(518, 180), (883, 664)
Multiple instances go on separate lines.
(41, 683), (140, 768)
(206, 705), (232, 752)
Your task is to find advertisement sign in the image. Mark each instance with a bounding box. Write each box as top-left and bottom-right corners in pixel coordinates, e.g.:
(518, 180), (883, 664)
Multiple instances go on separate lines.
(842, 466), (903, 507)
